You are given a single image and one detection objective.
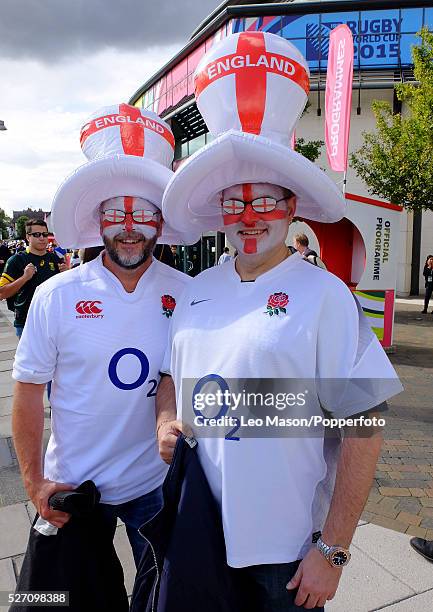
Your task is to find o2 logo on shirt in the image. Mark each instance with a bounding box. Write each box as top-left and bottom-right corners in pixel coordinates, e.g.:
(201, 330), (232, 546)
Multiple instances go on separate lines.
(108, 348), (157, 396)
(192, 374), (240, 442)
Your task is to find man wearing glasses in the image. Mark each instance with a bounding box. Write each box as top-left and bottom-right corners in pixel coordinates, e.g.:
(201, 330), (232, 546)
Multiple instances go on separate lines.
(11, 105), (194, 605)
(0, 219), (67, 338)
(157, 32), (403, 611)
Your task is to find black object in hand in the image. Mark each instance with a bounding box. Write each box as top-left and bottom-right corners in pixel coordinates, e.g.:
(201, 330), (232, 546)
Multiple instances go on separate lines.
(48, 480), (101, 517)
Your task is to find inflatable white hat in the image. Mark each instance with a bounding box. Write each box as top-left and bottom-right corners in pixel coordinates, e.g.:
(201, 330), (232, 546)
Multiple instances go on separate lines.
(162, 32), (346, 241)
(51, 103), (199, 248)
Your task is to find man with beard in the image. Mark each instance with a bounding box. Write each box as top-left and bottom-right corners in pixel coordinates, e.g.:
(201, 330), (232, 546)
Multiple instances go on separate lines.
(11, 104), (195, 590)
(156, 33), (403, 611)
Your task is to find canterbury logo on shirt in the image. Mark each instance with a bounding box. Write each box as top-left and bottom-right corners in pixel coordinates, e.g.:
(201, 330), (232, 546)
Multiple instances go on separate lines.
(75, 300), (104, 319)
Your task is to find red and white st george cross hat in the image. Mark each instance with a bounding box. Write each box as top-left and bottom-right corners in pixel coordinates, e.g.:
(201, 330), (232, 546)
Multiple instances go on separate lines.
(51, 103), (199, 248)
(162, 32), (346, 241)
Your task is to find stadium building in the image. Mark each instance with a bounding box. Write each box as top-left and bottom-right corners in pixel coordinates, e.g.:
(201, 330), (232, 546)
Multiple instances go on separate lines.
(129, 0), (433, 298)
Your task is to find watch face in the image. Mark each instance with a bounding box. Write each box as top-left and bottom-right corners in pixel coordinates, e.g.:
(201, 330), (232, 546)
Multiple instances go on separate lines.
(331, 550), (350, 566)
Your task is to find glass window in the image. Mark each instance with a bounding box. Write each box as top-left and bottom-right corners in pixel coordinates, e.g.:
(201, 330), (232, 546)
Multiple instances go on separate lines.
(188, 134), (206, 156)
(181, 141), (189, 159)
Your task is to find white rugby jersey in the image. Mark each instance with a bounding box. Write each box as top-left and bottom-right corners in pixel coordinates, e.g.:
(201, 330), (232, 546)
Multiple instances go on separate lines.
(163, 252), (402, 567)
(13, 255), (190, 504)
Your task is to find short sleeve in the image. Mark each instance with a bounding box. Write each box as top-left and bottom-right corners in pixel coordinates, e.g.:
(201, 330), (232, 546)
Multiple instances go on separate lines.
(159, 284), (190, 376)
(12, 286), (58, 384)
(1, 255), (23, 284)
(160, 313), (174, 376)
(316, 283), (403, 417)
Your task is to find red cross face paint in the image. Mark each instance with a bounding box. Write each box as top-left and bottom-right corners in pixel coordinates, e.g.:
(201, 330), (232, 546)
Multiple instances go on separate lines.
(222, 183), (295, 256)
(101, 196), (161, 239)
(101, 196), (161, 268)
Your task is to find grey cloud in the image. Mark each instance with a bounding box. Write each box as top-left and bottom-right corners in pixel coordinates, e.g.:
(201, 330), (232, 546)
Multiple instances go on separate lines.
(1, 0), (222, 63)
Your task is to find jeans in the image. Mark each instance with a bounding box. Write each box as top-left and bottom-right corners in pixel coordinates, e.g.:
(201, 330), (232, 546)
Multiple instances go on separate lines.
(15, 326), (24, 338)
(230, 561), (325, 612)
(100, 486), (163, 568)
(424, 283), (433, 312)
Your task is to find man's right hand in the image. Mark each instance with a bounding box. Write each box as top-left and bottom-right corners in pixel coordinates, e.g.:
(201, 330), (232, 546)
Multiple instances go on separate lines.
(157, 420), (192, 464)
(23, 263), (37, 281)
(28, 478), (74, 528)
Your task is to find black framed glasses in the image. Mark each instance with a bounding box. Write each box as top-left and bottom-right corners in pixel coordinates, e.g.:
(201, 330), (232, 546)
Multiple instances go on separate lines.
(221, 196), (291, 215)
(102, 209), (161, 224)
(27, 231), (49, 238)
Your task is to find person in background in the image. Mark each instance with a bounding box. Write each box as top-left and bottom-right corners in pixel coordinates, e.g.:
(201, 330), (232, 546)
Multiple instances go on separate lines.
(170, 244), (181, 270)
(81, 246), (105, 264)
(70, 249), (81, 268)
(154, 243), (176, 268)
(217, 246), (232, 265)
(0, 241), (12, 274)
(293, 233), (317, 257)
(0, 219), (67, 337)
(293, 233), (326, 269)
(421, 255), (433, 314)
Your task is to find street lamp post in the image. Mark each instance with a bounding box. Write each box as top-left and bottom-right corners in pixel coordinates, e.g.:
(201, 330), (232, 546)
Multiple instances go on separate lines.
(0, 121), (7, 131)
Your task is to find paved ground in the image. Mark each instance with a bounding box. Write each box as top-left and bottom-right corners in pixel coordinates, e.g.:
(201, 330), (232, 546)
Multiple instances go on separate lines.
(363, 299), (433, 539)
(0, 297), (432, 610)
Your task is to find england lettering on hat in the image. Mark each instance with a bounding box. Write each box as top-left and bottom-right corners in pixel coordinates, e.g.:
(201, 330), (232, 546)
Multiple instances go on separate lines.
(162, 30), (346, 241)
(51, 102), (199, 248)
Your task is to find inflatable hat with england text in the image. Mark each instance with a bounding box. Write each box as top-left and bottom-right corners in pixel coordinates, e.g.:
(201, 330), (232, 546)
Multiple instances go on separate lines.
(162, 31), (346, 241)
(51, 103), (199, 248)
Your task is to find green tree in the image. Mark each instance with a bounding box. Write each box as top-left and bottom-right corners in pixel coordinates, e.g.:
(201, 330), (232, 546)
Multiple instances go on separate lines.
(351, 28), (433, 212)
(295, 137), (324, 163)
(16, 215), (29, 239)
(0, 208), (11, 239)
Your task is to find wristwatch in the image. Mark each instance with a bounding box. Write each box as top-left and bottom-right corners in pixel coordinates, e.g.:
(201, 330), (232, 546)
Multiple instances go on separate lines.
(316, 537), (351, 567)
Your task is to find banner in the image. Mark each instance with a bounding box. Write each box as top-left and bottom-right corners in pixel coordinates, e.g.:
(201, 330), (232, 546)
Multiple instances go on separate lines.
(325, 24), (354, 172)
(290, 130), (296, 150)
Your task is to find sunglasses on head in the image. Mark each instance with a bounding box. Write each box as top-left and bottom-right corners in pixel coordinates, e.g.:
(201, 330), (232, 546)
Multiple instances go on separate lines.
(27, 231), (49, 238)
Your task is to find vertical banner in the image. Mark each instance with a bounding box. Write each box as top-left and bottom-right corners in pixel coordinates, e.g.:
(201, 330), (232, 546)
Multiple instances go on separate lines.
(325, 25), (354, 172)
(290, 130), (296, 150)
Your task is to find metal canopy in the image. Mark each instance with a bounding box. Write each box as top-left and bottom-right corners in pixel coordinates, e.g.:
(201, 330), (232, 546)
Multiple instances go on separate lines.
(172, 103), (208, 143)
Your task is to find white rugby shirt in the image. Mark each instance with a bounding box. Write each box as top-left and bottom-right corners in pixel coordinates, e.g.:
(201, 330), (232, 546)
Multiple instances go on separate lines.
(163, 252), (403, 567)
(13, 255), (190, 504)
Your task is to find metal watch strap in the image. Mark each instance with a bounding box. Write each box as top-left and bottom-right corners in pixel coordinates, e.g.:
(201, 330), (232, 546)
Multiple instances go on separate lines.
(316, 536), (332, 558)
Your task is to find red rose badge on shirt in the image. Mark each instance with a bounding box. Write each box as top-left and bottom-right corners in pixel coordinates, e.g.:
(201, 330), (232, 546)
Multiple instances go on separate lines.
(161, 294), (176, 318)
(265, 292), (289, 316)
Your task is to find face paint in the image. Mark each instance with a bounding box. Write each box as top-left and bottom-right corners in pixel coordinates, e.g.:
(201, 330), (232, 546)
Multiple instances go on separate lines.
(100, 196), (161, 268)
(222, 183), (295, 256)
(101, 196), (160, 241)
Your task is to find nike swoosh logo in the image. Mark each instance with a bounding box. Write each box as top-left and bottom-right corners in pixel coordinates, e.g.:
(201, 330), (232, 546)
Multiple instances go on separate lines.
(190, 299), (212, 306)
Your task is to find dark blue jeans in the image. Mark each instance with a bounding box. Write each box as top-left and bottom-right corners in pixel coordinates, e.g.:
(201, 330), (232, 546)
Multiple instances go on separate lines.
(100, 486), (163, 568)
(231, 560), (325, 611)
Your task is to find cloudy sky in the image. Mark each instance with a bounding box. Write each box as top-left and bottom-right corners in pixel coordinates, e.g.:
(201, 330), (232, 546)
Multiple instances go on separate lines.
(0, 0), (221, 216)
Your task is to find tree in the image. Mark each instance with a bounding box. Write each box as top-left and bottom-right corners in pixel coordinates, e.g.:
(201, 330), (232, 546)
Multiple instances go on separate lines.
(295, 137), (324, 163)
(16, 215), (29, 239)
(351, 28), (433, 212)
(0, 208), (11, 239)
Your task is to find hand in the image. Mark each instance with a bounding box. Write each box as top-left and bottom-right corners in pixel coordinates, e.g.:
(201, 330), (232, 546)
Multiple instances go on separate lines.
(157, 419), (192, 464)
(58, 263), (68, 272)
(23, 263), (37, 281)
(28, 478), (74, 528)
(286, 547), (343, 609)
